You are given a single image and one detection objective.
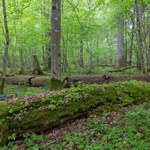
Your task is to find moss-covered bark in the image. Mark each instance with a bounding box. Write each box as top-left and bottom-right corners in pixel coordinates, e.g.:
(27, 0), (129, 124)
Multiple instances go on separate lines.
(0, 81), (150, 145)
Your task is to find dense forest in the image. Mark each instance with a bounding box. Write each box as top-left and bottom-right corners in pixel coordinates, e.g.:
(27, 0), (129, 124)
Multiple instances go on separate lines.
(0, 0), (150, 149)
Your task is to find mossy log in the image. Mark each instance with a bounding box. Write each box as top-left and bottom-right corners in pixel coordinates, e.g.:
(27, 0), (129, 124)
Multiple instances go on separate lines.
(63, 74), (150, 88)
(0, 81), (150, 145)
(6, 74), (150, 88)
(6, 75), (50, 87)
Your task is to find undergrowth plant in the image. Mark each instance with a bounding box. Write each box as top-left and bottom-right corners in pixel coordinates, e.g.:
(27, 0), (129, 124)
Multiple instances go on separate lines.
(1, 103), (149, 150)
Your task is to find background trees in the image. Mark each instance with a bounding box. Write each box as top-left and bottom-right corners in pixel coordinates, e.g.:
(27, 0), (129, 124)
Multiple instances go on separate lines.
(0, 0), (149, 80)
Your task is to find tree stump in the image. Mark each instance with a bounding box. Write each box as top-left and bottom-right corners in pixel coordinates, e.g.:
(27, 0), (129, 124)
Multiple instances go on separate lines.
(32, 55), (43, 75)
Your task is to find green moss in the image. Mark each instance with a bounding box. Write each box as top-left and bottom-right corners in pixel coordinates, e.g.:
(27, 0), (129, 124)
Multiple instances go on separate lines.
(0, 80), (150, 146)
(50, 78), (62, 90)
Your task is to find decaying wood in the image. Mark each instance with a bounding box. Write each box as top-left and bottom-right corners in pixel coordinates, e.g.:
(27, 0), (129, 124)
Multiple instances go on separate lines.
(6, 74), (150, 88)
(32, 55), (43, 75)
(1, 81), (150, 145)
(6, 75), (49, 87)
(63, 74), (150, 88)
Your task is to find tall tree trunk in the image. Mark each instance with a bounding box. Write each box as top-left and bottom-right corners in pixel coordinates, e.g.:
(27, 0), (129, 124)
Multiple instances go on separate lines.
(116, 15), (125, 67)
(79, 39), (84, 67)
(50, 0), (62, 90)
(19, 49), (25, 74)
(87, 0), (93, 70)
(44, 30), (51, 71)
(124, 19), (128, 65)
(147, 26), (150, 71)
(129, 12), (135, 66)
(88, 34), (93, 69)
(62, 37), (69, 72)
(0, 0), (9, 94)
(135, 0), (145, 73)
(106, 35), (113, 65)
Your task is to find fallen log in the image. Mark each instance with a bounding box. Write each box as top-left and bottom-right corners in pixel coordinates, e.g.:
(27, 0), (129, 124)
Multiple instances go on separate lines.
(6, 75), (49, 87)
(63, 74), (150, 88)
(6, 74), (150, 88)
(0, 81), (150, 145)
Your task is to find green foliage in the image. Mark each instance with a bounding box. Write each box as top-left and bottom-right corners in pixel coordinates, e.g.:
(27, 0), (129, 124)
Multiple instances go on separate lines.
(2, 103), (149, 150)
(89, 103), (150, 150)
(0, 81), (150, 146)
(1, 84), (49, 97)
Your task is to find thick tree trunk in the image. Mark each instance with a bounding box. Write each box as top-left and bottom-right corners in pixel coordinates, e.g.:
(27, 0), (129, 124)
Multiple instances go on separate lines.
(0, 0), (9, 94)
(50, 0), (62, 90)
(135, 0), (145, 73)
(116, 15), (125, 67)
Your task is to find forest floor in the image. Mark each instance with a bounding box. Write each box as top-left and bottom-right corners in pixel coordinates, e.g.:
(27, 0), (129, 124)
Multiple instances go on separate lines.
(0, 80), (150, 150)
(2, 102), (149, 150)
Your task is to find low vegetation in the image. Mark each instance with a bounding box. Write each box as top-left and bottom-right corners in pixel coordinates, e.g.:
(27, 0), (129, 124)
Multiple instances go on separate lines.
(0, 80), (150, 148)
(1, 102), (149, 150)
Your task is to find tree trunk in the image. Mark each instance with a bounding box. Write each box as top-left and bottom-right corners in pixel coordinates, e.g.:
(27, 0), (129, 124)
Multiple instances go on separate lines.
(79, 39), (84, 67)
(148, 26), (150, 71)
(19, 49), (25, 74)
(88, 35), (93, 69)
(129, 12), (135, 66)
(0, 0), (9, 94)
(50, 0), (62, 90)
(135, 0), (145, 73)
(32, 55), (43, 75)
(116, 15), (125, 67)
(124, 18), (128, 65)
(106, 35), (113, 65)
(62, 37), (69, 72)
(44, 31), (51, 70)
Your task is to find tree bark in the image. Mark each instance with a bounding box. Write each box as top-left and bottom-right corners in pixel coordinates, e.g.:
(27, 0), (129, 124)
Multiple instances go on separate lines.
(79, 39), (84, 67)
(0, 0), (9, 94)
(19, 49), (25, 74)
(129, 12), (135, 66)
(135, 0), (145, 73)
(32, 55), (43, 75)
(148, 26), (150, 71)
(50, 0), (62, 89)
(116, 15), (125, 67)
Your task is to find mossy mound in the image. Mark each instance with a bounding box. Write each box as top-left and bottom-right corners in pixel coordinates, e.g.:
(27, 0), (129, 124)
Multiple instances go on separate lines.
(0, 80), (150, 145)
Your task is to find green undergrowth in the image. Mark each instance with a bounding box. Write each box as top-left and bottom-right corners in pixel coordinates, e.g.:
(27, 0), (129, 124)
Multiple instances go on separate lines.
(0, 80), (150, 146)
(2, 84), (49, 97)
(1, 103), (150, 150)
